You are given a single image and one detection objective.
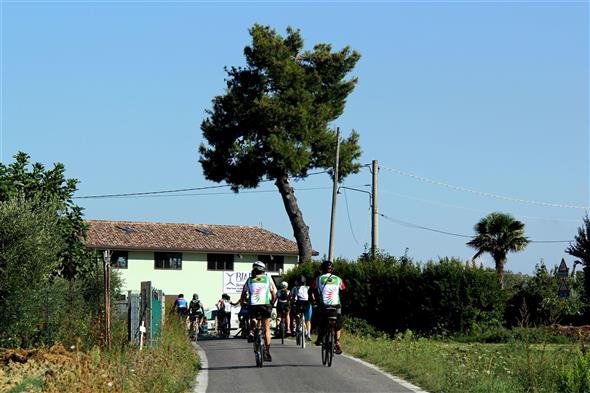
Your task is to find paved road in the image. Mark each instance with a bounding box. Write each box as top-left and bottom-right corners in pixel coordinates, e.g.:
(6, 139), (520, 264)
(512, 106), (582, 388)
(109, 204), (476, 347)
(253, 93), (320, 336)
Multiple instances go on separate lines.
(194, 336), (422, 393)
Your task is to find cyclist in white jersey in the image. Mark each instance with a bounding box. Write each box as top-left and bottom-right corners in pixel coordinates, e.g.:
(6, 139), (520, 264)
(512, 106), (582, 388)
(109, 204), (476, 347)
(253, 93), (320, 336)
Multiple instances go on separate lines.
(291, 276), (312, 341)
(238, 260), (277, 361)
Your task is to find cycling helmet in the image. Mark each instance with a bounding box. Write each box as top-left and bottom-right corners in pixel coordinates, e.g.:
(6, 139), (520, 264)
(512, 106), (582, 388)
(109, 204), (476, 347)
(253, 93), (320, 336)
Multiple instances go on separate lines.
(222, 293), (230, 300)
(192, 293), (199, 300)
(179, 293), (184, 298)
(252, 260), (266, 272)
(280, 281), (288, 289)
(321, 260), (334, 272)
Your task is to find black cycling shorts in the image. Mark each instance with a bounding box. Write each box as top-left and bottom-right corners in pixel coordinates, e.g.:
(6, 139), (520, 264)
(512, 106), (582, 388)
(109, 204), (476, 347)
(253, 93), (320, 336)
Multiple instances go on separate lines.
(319, 305), (342, 331)
(249, 305), (272, 319)
(277, 302), (290, 315)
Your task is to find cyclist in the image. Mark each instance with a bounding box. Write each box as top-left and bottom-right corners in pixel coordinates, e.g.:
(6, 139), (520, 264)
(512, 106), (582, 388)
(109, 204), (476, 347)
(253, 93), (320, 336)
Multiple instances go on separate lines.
(238, 261), (277, 362)
(173, 293), (189, 318)
(311, 260), (346, 354)
(275, 281), (291, 337)
(188, 293), (205, 335)
(236, 294), (250, 338)
(216, 293), (233, 337)
(292, 275), (312, 341)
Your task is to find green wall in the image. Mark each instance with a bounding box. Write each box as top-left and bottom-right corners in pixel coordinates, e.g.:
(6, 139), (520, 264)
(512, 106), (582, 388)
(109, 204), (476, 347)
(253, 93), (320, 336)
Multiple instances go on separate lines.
(116, 251), (297, 312)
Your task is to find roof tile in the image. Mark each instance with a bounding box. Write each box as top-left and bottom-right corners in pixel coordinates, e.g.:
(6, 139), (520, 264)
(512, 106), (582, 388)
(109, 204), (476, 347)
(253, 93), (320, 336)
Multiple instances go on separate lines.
(85, 220), (299, 255)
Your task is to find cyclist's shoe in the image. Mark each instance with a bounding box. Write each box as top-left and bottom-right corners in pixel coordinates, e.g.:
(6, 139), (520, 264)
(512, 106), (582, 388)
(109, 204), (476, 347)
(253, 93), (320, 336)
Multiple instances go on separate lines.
(334, 342), (343, 354)
(314, 338), (322, 346)
(306, 334), (312, 342)
(263, 349), (272, 362)
(247, 333), (254, 343)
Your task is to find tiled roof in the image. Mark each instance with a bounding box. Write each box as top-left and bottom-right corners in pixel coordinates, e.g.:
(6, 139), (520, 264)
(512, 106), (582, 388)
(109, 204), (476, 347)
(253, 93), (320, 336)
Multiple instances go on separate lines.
(85, 220), (299, 255)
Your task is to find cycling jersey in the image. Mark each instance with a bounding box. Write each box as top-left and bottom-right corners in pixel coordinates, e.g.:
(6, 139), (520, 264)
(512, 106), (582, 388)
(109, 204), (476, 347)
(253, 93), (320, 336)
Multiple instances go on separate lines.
(292, 285), (309, 301)
(313, 274), (345, 306)
(277, 289), (290, 303)
(246, 274), (272, 305)
(175, 298), (188, 309)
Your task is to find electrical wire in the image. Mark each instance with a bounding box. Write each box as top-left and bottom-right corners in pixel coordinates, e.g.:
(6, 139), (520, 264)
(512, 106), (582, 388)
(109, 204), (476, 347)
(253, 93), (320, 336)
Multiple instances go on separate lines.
(379, 212), (573, 243)
(342, 188), (361, 246)
(380, 189), (582, 223)
(381, 165), (589, 210)
(74, 170), (330, 199)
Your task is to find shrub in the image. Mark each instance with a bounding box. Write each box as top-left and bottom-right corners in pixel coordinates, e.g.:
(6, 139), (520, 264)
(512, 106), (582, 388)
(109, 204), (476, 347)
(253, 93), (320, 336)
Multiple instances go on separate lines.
(559, 349), (590, 393)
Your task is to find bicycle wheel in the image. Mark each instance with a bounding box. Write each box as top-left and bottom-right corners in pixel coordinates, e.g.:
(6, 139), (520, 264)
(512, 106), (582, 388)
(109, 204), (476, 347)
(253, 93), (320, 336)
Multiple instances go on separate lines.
(327, 328), (334, 367)
(280, 317), (285, 345)
(299, 317), (305, 349)
(321, 331), (328, 365)
(254, 330), (263, 367)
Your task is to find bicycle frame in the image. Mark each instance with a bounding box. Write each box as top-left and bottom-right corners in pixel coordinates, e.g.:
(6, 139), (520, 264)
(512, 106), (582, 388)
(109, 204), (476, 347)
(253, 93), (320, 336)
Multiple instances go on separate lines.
(253, 317), (264, 368)
(321, 309), (338, 367)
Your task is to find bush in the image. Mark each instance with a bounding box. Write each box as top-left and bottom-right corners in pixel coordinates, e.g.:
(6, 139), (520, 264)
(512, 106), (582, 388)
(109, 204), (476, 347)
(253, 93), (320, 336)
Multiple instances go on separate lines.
(559, 349), (590, 393)
(343, 316), (384, 338)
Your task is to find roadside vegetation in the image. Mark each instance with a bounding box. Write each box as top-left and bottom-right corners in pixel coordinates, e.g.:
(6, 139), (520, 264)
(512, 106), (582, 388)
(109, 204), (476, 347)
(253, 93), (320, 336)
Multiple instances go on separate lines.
(1, 312), (198, 393)
(342, 327), (580, 393)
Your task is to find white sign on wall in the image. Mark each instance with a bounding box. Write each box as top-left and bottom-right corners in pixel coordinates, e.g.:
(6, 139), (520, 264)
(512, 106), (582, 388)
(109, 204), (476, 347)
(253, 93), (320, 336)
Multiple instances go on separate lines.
(223, 271), (250, 294)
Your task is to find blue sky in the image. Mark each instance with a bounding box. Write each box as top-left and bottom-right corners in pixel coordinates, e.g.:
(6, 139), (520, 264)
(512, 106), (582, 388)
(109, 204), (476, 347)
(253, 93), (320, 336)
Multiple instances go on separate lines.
(1, 1), (588, 274)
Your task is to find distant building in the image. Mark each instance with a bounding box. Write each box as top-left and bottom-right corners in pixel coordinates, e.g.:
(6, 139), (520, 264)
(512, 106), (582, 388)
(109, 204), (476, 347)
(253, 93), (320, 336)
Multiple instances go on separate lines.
(85, 220), (301, 310)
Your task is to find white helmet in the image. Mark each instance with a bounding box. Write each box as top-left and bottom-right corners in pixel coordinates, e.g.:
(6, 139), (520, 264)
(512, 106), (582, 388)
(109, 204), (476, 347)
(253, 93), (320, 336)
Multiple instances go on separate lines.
(252, 260), (266, 272)
(280, 281), (288, 289)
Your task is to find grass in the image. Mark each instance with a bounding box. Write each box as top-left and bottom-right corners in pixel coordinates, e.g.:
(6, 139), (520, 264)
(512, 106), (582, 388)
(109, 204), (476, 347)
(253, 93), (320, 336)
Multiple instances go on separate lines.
(1, 314), (199, 393)
(341, 330), (580, 393)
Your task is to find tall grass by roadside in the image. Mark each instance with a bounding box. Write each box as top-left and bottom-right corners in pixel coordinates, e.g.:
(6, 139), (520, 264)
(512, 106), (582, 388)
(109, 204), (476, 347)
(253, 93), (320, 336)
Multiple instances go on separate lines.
(342, 330), (578, 393)
(3, 314), (198, 393)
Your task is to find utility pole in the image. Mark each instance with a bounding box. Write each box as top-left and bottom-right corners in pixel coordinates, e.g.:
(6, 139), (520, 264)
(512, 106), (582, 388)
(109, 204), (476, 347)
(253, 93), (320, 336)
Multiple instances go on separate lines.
(102, 250), (112, 349)
(371, 160), (379, 259)
(328, 127), (340, 262)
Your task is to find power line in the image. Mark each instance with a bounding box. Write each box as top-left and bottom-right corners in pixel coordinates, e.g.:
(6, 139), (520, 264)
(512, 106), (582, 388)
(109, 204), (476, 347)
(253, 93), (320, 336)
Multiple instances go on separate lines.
(381, 165), (589, 210)
(379, 213), (472, 238)
(74, 170), (330, 199)
(380, 189), (582, 223)
(379, 212), (573, 243)
(74, 184), (230, 199)
(342, 188), (361, 246)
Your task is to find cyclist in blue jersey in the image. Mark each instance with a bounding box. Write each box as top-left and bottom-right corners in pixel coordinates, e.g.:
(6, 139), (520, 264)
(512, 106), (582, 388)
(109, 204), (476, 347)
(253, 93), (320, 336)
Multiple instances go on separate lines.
(173, 293), (189, 318)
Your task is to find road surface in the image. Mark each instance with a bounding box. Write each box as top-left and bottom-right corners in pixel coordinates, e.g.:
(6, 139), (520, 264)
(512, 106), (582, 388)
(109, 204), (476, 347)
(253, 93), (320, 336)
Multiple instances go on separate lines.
(194, 336), (426, 393)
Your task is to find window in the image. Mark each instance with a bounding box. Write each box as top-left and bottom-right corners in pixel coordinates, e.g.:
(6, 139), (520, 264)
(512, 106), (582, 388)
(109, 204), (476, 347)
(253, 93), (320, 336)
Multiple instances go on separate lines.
(207, 253), (234, 271)
(258, 255), (284, 272)
(154, 252), (182, 270)
(111, 251), (128, 269)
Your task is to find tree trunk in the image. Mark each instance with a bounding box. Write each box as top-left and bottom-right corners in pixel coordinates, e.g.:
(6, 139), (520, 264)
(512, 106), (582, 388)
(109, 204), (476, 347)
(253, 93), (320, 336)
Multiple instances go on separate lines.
(275, 176), (313, 263)
(495, 256), (506, 289)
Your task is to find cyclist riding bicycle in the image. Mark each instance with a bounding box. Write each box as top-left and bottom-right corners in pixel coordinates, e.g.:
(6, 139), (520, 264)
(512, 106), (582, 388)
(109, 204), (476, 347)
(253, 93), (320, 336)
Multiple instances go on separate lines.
(311, 260), (346, 354)
(173, 293), (189, 318)
(291, 275), (312, 341)
(238, 260), (277, 362)
(275, 281), (291, 337)
(216, 293), (233, 337)
(188, 293), (205, 335)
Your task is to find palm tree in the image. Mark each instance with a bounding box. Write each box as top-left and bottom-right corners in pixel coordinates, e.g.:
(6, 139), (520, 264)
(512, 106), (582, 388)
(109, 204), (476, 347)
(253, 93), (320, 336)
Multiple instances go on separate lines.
(467, 212), (529, 289)
(565, 214), (590, 303)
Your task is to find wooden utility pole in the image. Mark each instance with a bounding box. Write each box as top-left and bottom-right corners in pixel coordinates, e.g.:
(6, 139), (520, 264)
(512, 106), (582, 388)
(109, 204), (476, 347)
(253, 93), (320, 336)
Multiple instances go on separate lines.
(371, 160), (379, 259)
(102, 250), (112, 349)
(328, 127), (341, 262)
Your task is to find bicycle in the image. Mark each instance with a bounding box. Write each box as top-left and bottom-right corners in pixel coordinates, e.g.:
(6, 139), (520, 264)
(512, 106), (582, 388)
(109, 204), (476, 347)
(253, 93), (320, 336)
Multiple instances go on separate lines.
(321, 307), (338, 367)
(253, 317), (265, 368)
(188, 314), (202, 341)
(218, 313), (230, 339)
(294, 311), (306, 349)
(275, 309), (289, 345)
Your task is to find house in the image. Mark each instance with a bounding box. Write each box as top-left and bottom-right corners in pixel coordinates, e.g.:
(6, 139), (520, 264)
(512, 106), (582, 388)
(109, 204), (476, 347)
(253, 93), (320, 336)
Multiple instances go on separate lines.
(85, 220), (300, 310)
